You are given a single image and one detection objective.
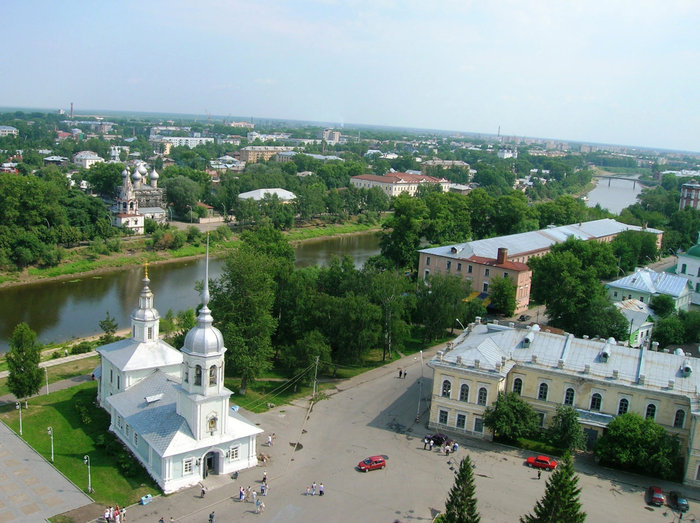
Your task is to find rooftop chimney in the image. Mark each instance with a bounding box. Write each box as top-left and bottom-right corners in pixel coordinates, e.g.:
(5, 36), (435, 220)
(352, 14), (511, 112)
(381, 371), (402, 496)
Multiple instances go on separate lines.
(497, 247), (508, 265)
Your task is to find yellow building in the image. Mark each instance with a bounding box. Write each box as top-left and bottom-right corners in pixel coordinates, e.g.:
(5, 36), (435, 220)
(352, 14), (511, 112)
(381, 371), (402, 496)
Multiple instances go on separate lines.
(427, 320), (700, 486)
(239, 146), (293, 163)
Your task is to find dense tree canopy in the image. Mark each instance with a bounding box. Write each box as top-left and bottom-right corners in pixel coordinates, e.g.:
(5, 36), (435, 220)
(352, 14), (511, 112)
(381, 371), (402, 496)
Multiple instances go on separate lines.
(595, 413), (683, 480)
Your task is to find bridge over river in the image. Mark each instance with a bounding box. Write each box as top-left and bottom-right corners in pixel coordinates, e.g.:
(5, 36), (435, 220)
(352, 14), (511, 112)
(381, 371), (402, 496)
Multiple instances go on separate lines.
(592, 175), (653, 189)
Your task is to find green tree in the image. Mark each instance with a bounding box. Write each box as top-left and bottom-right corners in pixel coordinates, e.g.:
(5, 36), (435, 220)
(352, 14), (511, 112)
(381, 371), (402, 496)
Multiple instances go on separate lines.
(443, 455), (480, 523)
(209, 248), (277, 394)
(367, 269), (414, 361)
(163, 175), (201, 216)
(98, 311), (118, 344)
(546, 406), (586, 451)
(6, 323), (43, 402)
(483, 392), (539, 442)
(489, 275), (517, 317)
(280, 330), (331, 381)
(595, 413), (682, 480)
(520, 452), (586, 523)
(416, 274), (472, 342)
(380, 193), (427, 269)
(84, 162), (124, 198)
(651, 315), (685, 348)
(650, 294), (675, 318)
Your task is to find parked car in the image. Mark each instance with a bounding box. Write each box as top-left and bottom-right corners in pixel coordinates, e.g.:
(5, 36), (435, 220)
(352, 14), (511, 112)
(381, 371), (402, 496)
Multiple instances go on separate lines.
(357, 456), (386, 472)
(668, 491), (689, 512)
(425, 433), (453, 446)
(646, 486), (666, 507)
(518, 314), (530, 322)
(525, 455), (558, 470)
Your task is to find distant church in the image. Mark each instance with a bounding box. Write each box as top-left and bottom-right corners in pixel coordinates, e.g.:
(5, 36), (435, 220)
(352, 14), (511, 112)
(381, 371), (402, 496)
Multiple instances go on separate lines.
(111, 162), (167, 234)
(95, 247), (262, 493)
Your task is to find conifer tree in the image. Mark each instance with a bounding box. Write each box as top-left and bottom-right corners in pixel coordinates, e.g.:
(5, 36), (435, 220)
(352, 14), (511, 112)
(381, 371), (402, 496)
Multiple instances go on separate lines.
(520, 452), (586, 523)
(444, 455), (480, 523)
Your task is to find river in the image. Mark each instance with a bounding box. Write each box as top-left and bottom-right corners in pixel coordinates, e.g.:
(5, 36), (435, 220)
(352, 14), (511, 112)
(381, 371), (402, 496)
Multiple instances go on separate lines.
(585, 176), (643, 214)
(0, 232), (381, 353)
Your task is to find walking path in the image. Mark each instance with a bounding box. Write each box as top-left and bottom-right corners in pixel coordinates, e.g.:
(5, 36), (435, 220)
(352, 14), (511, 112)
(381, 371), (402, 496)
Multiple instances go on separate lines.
(0, 420), (92, 523)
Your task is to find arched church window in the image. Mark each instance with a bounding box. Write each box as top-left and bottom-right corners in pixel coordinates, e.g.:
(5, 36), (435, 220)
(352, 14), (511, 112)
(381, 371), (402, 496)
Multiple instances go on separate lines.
(184, 368), (189, 383)
(209, 365), (217, 386)
(208, 416), (217, 433)
(195, 365), (202, 386)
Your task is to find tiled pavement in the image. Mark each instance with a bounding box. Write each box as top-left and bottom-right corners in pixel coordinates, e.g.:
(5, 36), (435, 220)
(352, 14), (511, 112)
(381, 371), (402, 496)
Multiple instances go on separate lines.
(0, 421), (91, 522)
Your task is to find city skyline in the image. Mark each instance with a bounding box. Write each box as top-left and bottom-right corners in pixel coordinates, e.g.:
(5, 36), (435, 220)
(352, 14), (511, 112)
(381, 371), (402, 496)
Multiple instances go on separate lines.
(2, 1), (699, 152)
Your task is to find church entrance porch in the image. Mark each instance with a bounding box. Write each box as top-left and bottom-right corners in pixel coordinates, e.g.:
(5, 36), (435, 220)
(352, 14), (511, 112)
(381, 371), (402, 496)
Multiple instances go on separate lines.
(202, 450), (221, 478)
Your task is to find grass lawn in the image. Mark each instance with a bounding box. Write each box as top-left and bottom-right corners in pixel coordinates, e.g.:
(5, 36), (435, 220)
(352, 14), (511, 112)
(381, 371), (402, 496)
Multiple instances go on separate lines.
(0, 381), (158, 506)
(0, 355), (100, 397)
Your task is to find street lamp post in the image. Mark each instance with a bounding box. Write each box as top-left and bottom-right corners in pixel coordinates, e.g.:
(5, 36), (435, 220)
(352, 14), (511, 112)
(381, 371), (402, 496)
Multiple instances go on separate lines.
(83, 455), (92, 493)
(47, 427), (54, 463)
(45, 366), (49, 395)
(455, 318), (466, 331)
(15, 402), (22, 436)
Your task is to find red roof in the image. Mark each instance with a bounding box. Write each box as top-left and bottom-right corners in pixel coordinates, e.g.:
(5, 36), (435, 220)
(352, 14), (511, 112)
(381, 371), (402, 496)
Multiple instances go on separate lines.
(468, 255), (530, 272)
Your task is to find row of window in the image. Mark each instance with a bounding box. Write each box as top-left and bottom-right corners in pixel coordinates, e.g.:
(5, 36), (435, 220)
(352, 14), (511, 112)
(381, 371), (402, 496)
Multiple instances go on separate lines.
(441, 381), (488, 406)
(184, 364), (219, 387)
(437, 409), (484, 433)
(512, 378), (686, 428)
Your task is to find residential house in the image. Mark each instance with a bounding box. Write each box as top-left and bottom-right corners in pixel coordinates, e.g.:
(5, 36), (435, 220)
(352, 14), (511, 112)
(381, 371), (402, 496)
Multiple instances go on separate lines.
(606, 267), (691, 312)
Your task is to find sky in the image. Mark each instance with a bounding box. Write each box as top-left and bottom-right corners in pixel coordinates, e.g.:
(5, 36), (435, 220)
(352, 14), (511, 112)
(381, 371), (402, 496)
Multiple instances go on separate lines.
(2, 1), (699, 151)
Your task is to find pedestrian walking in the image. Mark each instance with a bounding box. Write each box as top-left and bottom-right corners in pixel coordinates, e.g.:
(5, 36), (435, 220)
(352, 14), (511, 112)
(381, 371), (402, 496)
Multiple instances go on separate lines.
(255, 499), (261, 513)
(306, 486), (311, 496)
(259, 501), (265, 514)
(245, 486), (251, 502)
(267, 434), (272, 447)
(239, 486), (245, 502)
(398, 368), (402, 378)
(252, 490), (257, 504)
(403, 370), (407, 379)
(312, 481), (317, 495)
(158, 518), (164, 523)
(319, 482), (324, 496)
(446, 446), (450, 456)
(201, 485), (206, 498)
(423, 437), (428, 450)
(121, 507), (125, 521)
(104, 508), (110, 522)
(537, 470), (541, 480)
(263, 470), (267, 484)
(209, 511), (215, 523)
(429, 439), (434, 451)
(169, 518), (175, 523)
(109, 506), (114, 521)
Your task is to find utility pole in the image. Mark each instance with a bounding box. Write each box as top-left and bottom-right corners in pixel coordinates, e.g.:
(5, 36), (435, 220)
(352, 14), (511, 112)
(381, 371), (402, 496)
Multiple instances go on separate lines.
(312, 356), (320, 399)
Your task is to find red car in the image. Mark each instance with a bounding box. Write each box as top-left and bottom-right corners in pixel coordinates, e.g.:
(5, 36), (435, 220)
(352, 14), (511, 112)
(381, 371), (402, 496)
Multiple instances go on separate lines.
(647, 486), (665, 507)
(526, 455), (557, 470)
(358, 456), (386, 472)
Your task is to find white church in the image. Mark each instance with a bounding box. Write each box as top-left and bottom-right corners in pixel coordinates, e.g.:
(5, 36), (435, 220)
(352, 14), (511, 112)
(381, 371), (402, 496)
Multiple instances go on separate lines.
(95, 249), (262, 493)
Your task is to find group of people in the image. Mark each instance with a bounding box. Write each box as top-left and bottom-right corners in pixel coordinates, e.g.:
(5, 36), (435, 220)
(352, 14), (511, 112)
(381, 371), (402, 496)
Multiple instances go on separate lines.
(103, 505), (124, 523)
(422, 437), (459, 455)
(305, 481), (325, 496)
(397, 368), (408, 379)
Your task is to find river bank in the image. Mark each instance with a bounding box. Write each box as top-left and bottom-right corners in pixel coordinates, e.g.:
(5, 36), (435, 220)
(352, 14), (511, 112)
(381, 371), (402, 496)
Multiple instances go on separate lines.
(0, 222), (383, 290)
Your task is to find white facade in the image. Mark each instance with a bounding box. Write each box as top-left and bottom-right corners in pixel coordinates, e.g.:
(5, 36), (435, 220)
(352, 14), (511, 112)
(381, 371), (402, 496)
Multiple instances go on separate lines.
(73, 150), (105, 169)
(96, 257), (262, 494)
(677, 234), (700, 305)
